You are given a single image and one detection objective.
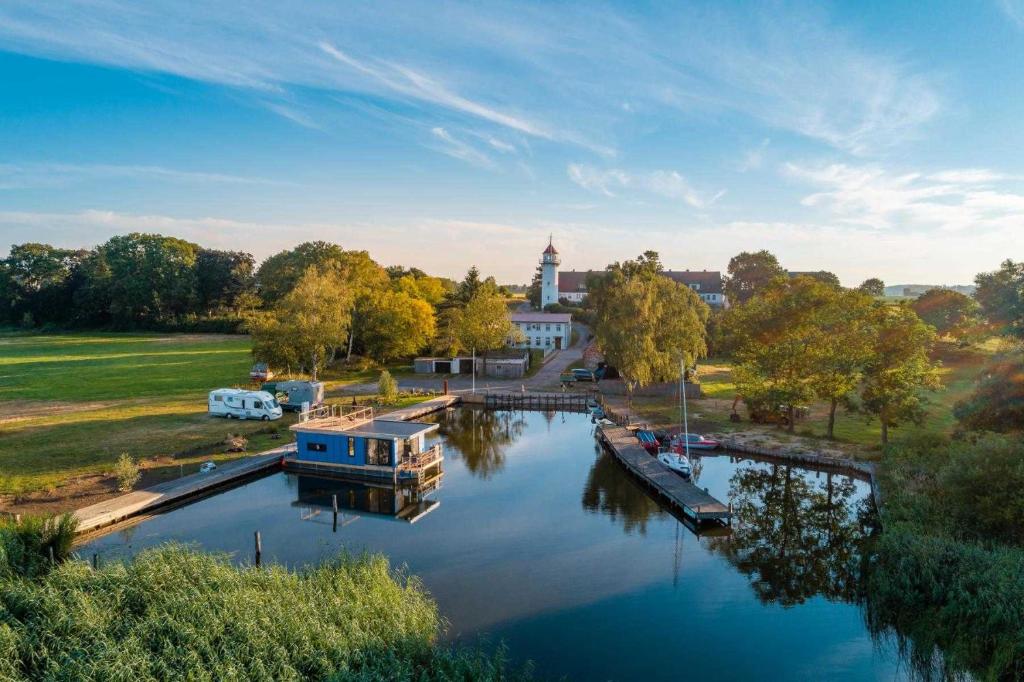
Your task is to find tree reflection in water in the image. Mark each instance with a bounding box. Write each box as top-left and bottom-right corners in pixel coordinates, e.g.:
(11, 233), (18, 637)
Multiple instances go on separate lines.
(581, 448), (667, 535)
(707, 461), (875, 607)
(436, 408), (527, 479)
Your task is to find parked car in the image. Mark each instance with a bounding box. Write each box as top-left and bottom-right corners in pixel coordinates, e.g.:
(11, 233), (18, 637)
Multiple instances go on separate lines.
(559, 371), (577, 385)
(572, 368), (598, 382)
(208, 388), (282, 421)
(249, 362), (274, 382)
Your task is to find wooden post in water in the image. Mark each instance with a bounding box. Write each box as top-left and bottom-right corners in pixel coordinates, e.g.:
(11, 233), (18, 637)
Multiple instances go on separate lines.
(254, 531), (262, 567)
(332, 494), (339, 532)
(49, 546), (55, 564)
(92, 553), (99, 569)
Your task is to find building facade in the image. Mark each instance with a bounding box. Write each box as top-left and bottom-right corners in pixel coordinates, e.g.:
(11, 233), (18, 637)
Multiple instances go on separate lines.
(557, 268), (728, 308)
(510, 312), (572, 350)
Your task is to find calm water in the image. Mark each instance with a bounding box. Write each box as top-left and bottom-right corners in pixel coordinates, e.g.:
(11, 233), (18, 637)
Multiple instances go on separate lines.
(83, 409), (904, 681)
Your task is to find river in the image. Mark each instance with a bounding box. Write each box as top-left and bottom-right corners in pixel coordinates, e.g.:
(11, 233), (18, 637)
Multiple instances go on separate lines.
(83, 408), (904, 680)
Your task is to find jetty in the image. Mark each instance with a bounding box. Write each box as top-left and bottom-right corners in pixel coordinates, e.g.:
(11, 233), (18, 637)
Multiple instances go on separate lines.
(596, 424), (732, 523)
(73, 394), (461, 536)
(465, 391), (590, 412)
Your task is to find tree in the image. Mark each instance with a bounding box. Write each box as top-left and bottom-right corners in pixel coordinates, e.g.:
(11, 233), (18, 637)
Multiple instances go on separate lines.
(590, 252), (709, 405)
(725, 250), (786, 304)
(808, 288), (875, 438)
(248, 266), (352, 379)
(974, 259), (1024, 339)
(256, 241), (347, 304)
(393, 273), (448, 306)
(800, 270), (842, 288)
(911, 288), (982, 342)
(447, 266), (500, 307)
(458, 290), (517, 353)
(195, 249), (255, 314)
(728, 277), (832, 433)
(377, 370), (398, 403)
(1, 243), (86, 325)
(953, 354), (1024, 433)
(360, 289), (436, 361)
(98, 233), (200, 325)
(858, 278), (885, 296)
(526, 264), (543, 310)
(860, 305), (941, 445)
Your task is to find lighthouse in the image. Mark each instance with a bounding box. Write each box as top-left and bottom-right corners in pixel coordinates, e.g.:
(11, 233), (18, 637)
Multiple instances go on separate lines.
(540, 236), (559, 309)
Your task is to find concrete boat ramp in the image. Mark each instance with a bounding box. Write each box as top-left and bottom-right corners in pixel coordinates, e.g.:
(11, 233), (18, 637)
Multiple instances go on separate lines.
(74, 395), (460, 537)
(596, 424), (732, 524)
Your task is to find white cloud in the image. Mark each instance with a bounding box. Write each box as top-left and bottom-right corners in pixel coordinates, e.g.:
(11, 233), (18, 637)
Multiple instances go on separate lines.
(738, 138), (771, 172)
(785, 161), (1024, 232)
(430, 127), (495, 169)
(0, 162), (286, 190)
(568, 164), (722, 208)
(999, 0), (1024, 28)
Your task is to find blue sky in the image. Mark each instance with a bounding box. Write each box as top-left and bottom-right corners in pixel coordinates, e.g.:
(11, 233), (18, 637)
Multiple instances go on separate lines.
(1, 1), (1023, 285)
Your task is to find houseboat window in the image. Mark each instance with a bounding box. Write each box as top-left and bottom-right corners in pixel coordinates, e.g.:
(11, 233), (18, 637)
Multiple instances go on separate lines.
(347, 438), (355, 457)
(306, 442), (327, 452)
(367, 439), (391, 466)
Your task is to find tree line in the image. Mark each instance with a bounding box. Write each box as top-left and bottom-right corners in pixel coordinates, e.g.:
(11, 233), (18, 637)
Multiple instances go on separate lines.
(0, 234), (519, 377)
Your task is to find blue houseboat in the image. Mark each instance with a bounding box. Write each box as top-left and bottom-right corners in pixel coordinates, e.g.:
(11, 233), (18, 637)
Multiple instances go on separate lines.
(292, 473), (440, 524)
(287, 405), (443, 484)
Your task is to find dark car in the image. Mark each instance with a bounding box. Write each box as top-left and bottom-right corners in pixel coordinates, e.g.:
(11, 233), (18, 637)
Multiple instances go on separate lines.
(572, 368), (597, 382)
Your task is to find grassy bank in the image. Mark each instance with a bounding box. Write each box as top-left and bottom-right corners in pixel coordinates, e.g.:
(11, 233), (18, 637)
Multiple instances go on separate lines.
(865, 434), (1024, 680)
(0, 332), (430, 498)
(0, 517), (527, 681)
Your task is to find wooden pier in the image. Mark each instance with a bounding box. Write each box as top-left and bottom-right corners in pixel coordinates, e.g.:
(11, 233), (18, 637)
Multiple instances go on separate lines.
(475, 391), (591, 412)
(597, 424), (732, 523)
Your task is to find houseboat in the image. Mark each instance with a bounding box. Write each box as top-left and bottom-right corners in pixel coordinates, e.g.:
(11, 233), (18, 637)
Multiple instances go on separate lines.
(292, 473), (440, 524)
(286, 405), (443, 485)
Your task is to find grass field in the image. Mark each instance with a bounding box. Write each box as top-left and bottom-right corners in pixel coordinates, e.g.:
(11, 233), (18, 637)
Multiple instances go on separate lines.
(0, 332), (430, 498)
(630, 338), (1014, 453)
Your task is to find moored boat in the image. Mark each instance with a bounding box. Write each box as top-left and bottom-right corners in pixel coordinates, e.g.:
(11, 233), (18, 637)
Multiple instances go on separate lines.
(670, 433), (720, 451)
(657, 450), (692, 478)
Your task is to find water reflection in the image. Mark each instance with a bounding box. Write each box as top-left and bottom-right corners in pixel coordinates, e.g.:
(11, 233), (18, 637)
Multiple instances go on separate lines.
(708, 462), (874, 606)
(581, 447), (667, 535)
(436, 408), (526, 479)
(292, 474), (440, 523)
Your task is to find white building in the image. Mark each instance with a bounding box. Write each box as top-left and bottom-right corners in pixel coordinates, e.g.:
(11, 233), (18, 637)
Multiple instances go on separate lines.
(510, 312), (572, 351)
(557, 269), (729, 308)
(540, 238), (559, 308)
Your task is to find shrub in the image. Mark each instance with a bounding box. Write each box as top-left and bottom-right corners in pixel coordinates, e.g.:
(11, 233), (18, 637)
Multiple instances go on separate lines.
(224, 433), (248, 453)
(114, 452), (141, 493)
(378, 370), (399, 404)
(0, 513), (78, 579)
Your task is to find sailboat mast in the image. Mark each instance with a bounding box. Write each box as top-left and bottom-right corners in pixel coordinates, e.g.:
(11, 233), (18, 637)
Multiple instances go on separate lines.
(681, 358), (690, 458)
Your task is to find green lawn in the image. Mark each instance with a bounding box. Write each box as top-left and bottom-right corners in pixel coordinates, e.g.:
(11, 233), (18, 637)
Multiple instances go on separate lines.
(0, 332), (430, 497)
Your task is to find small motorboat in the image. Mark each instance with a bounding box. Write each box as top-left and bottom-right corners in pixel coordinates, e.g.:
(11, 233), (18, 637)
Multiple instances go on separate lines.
(199, 461), (217, 474)
(635, 429), (660, 454)
(658, 450), (692, 478)
(671, 433), (720, 451)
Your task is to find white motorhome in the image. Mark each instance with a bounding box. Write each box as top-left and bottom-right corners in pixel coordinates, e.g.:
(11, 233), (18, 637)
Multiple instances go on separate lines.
(208, 389), (283, 421)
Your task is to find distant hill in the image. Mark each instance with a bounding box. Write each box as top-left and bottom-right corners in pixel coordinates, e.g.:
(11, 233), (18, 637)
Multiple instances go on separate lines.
(884, 284), (976, 298)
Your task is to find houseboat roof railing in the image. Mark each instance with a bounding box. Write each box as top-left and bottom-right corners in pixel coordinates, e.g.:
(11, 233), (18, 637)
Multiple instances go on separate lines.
(293, 403), (374, 430)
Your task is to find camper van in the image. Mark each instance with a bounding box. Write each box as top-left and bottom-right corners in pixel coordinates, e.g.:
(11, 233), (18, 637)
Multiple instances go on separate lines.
(208, 389), (283, 421)
(261, 380), (325, 413)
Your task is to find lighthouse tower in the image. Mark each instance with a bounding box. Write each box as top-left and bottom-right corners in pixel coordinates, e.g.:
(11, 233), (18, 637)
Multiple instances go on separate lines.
(540, 236), (560, 309)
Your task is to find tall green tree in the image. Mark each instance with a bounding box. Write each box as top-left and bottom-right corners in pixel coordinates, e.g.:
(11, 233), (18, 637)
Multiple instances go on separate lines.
(360, 289), (436, 361)
(860, 305), (941, 445)
(0, 243), (84, 325)
(974, 259), (1024, 339)
(526, 264), (543, 310)
(911, 288), (982, 342)
(725, 250), (786, 304)
(99, 233), (200, 325)
(195, 249), (255, 314)
(953, 354), (1024, 433)
(590, 252), (709, 404)
(256, 241), (347, 304)
(858, 278), (885, 296)
(248, 266), (352, 379)
(458, 290), (518, 353)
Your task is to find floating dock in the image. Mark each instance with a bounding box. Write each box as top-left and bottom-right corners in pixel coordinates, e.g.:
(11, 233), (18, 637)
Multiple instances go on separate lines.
(596, 424), (732, 523)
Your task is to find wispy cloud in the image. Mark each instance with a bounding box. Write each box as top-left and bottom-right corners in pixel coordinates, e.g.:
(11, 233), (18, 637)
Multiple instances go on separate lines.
(430, 127), (495, 169)
(0, 162), (287, 190)
(738, 138), (771, 172)
(568, 164), (723, 208)
(998, 0), (1024, 28)
(785, 161), (1024, 232)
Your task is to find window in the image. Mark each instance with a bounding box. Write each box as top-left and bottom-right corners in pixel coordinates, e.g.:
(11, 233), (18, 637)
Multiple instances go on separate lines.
(253, 400), (263, 409)
(545, 324), (551, 331)
(367, 439), (391, 466)
(690, 283), (701, 291)
(545, 337), (551, 346)
(306, 441), (327, 452)
(347, 438), (355, 457)
(214, 395), (223, 402)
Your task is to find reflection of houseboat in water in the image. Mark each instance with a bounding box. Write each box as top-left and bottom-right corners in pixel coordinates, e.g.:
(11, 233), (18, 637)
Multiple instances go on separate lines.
(285, 405), (444, 485)
(292, 473), (441, 524)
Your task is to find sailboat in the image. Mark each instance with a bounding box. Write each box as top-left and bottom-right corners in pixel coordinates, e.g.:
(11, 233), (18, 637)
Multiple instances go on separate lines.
(659, 360), (694, 479)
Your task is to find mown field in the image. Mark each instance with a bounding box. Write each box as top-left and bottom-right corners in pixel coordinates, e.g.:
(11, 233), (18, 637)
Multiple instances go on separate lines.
(0, 332), (426, 498)
(632, 337), (1012, 453)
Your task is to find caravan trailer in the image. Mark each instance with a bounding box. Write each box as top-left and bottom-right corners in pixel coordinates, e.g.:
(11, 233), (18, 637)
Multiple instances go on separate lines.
(261, 380), (325, 412)
(208, 388), (283, 421)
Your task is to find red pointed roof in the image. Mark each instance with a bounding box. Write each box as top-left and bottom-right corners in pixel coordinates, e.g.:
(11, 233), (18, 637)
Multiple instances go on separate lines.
(543, 237), (558, 255)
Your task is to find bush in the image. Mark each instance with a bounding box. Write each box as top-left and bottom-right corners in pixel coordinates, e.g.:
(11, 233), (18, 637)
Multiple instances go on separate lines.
(953, 354), (1024, 433)
(0, 513), (78, 580)
(114, 452), (141, 493)
(0, 545), (532, 681)
(378, 370), (399, 404)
